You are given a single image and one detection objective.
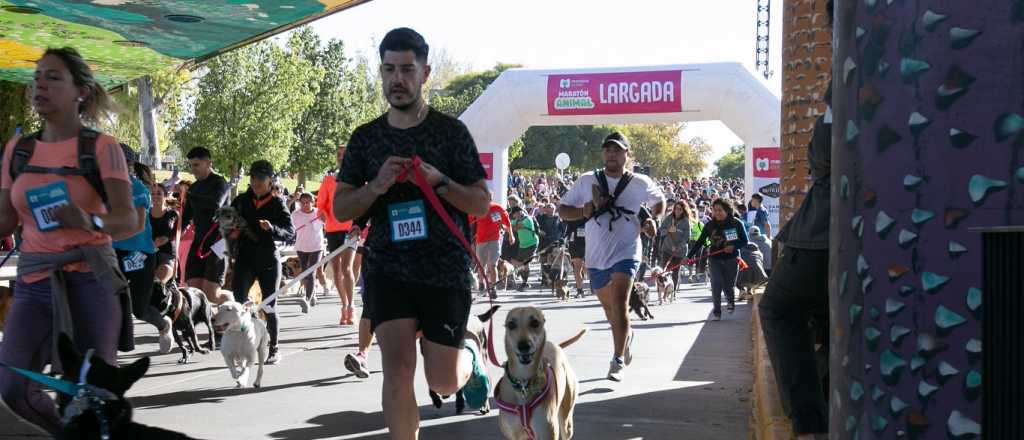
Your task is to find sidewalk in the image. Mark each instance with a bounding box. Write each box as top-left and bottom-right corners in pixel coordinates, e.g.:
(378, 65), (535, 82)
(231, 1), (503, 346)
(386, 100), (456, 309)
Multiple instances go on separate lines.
(1, 280), (752, 439)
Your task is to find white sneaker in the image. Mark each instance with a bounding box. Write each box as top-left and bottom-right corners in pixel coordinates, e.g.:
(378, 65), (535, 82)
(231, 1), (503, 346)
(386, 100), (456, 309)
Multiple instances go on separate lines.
(158, 316), (173, 354)
(607, 358), (625, 382)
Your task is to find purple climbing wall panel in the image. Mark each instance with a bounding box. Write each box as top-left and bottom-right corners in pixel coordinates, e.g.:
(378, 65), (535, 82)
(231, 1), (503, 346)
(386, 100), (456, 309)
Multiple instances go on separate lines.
(831, 0), (1024, 438)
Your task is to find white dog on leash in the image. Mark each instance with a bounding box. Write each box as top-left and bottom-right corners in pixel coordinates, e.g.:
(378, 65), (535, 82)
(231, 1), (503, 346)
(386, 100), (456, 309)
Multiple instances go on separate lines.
(212, 301), (269, 388)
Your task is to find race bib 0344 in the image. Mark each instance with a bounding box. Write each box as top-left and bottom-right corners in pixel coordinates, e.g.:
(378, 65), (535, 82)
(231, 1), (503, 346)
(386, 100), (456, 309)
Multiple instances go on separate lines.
(26, 181), (71, 232)
(389, 200), (428, 242)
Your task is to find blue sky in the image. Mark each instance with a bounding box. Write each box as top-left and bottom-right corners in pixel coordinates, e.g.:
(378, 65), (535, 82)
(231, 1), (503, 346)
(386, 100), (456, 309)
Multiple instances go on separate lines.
(311, 0), (783, 168)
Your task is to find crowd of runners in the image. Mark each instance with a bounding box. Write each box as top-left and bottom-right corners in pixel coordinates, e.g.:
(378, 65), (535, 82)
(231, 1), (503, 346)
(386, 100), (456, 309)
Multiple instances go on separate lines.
(0, 28), (775, 439)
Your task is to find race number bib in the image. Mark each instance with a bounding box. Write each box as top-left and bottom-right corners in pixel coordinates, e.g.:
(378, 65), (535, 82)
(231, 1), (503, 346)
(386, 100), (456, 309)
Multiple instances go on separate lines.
(724, 228), (739, 241)
(576, 226), (586, 238)
(26, 181), (70, 232)
(490, 212), (501, 222)
(121, 251), (147, 273)
(389, 200), (428, 242)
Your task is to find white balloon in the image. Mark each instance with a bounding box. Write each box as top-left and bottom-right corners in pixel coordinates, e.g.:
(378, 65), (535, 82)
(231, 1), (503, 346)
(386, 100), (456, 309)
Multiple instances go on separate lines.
(555, 153), (571, 170)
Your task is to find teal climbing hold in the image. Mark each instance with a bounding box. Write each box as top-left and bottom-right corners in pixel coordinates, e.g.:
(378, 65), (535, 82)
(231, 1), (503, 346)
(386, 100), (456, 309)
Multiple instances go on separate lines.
(918, 333), (940, 354)
(968, 174), (1007, 203)
(878, 60), (891, 76)
(866, 326), (882, 343)
(842, 175), (851, 200)
(966, 287), (981, 312)
(872, 415), (889, 433)
(911, 355), (926, 372)
(994, 113), (1023, 141)
(856, 27), (866, 40)
(847, 415), (857, 431)
(966, 370), (981, 390)
(869, 306), (880, 320)
(950, 27), (982, 49)
(900, 58), (931, 81)
(923, 272), (951, 292)
(948, 240), (968, 257)
(899, 285), (916, 296)
(936, 305), (967, 330)
(898, 229), (918, 246)
(880, 349), (907, 379)
(949, 128), (977, 148)
(938, 361), (959, 378)
(909, 112), (931, 135)
(850, 304), (863, 322)
(903, 174), (923, 189)
(918, 380), (939, 397)
(885, 299), (905, 316)
(857, 255), (870, 277)
(966, 339), (981, 355)
(911, 209), (935, 225)
(947, 410), (981, 437)
(863, 276), (875, 294)
(872, 385), (885, 402)
(922, 10), (948, 31)
(890, 325), (911, 344)
(890, 396), (908, 414)
(1015, 167), (1024, 182)
(846, 121), (859, 143)
(840, 271), (848, 297)
(851, 381), (865, 401)
(876, 211), (895, 235)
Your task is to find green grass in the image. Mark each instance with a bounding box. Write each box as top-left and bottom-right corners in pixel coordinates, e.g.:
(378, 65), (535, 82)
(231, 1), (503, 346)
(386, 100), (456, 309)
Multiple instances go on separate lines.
(153, 169), (323, 194)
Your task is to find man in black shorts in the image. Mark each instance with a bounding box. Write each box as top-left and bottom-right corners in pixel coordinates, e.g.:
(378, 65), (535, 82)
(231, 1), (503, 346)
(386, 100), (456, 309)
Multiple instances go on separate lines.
(565, 217), (588, 297)
(182, 147), (231, 304)
(332, 28), (492, 439)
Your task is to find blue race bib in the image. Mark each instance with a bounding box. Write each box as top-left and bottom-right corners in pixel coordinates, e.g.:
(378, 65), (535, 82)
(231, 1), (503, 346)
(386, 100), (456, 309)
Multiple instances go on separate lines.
(26, 181), (70, 232)
(389, 200), (428, 242)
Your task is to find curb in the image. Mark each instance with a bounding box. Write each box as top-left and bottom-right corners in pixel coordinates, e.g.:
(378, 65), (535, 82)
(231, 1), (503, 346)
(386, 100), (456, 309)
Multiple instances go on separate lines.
(751, 293), (795, 440)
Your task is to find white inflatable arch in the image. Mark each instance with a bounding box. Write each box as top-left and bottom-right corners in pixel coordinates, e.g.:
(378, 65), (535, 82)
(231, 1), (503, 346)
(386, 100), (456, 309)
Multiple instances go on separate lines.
(458, 62), (780, 207)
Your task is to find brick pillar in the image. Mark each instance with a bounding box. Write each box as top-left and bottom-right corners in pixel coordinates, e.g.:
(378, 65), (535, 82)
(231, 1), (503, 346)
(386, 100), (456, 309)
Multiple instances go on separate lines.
(780, 0), (833, 223)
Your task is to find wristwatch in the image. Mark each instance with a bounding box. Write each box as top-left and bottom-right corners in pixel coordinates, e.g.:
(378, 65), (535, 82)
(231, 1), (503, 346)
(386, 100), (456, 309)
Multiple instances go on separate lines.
(90, 214), (104, 232)
(434, 175), (451, 196)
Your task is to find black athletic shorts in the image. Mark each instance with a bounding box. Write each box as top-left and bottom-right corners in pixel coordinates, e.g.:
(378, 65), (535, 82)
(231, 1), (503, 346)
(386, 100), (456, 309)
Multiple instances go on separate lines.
(569, 238), (586, 260)
(326, 230), (349, 252)
(185, 240), (227, 284)
(363, 275), (471, 348)
(515, 244), (538, 263)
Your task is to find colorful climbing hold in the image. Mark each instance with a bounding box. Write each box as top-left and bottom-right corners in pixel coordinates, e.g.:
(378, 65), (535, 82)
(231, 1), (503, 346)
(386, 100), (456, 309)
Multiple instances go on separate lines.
(968, 174), (1007, 203)
(935, 305), (967, 330)
(922, 271), (951, 293)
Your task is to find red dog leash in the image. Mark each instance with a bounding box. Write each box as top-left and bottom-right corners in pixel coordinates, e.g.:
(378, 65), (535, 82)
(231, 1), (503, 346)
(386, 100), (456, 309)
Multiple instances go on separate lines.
(396, 156), (503, 368)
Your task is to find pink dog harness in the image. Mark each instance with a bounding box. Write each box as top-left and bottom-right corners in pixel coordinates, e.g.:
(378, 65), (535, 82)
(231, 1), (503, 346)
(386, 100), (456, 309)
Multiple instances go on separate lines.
(494, 365), (555, 440)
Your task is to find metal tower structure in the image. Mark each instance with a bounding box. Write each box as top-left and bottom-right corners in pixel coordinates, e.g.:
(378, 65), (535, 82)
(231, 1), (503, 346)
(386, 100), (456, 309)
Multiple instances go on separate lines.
(755, 0), (773, 79)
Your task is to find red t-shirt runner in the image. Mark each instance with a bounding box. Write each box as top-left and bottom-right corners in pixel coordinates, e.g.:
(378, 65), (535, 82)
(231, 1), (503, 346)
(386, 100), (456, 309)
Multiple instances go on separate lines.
(471, 202), (511, 244)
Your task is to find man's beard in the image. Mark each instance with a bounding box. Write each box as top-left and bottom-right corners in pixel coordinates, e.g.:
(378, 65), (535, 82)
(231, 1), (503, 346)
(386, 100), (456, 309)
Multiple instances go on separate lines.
(388, 93), (422, 111)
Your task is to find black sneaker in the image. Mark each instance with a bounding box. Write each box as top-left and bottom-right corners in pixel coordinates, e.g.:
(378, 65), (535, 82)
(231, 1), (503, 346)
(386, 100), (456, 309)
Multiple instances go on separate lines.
(266, 348), (280, 365)
(517, 283), (527, 292)
(712, 310), (722, 321)
(727, 302), (735, 313)
(576, 288), (585, 298)
(488, 288), (498, 299)
(310, 294), (318, 307)
(299, 297), (310, 314)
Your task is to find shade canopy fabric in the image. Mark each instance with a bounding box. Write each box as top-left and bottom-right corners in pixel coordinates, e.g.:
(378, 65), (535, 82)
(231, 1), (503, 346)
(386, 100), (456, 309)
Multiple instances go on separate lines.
(0, 0), (368, 86)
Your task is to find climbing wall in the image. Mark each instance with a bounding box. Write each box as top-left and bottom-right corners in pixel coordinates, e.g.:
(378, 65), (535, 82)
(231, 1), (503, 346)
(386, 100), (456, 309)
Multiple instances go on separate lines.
(830, 0), (1023, 438)
(780, 0), (833, 223)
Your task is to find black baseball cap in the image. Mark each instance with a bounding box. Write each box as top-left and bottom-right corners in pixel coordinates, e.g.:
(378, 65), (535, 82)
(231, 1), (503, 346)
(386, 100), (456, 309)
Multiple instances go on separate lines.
(249, 160), (275, 179)
(186, 147), (212, 160)
(602, 132), (630, 151)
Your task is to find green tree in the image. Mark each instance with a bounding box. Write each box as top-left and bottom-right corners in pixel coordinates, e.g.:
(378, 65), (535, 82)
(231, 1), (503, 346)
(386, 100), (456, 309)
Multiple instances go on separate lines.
(0, 82), (35, 141)
(618, 124), (711, 178)
(430, 63), (521, 118)
(513, 125), (615, 171)
(714, 144), (745, 179)
(101, 67), (193, 155)
(177, 41), (318, 183)
(286, 27), (379, 187)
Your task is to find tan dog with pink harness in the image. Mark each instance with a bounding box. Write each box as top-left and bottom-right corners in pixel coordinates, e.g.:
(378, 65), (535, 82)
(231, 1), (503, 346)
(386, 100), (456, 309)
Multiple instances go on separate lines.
(495, 306), (586, 440)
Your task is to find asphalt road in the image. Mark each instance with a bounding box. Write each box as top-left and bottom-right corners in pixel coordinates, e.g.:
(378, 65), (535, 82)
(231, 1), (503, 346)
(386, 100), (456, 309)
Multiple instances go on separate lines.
(1, 275), (752, 439)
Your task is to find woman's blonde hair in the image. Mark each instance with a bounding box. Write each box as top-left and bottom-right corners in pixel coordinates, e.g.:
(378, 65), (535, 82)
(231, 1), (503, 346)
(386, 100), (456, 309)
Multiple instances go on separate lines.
(41, 47), (119, 124)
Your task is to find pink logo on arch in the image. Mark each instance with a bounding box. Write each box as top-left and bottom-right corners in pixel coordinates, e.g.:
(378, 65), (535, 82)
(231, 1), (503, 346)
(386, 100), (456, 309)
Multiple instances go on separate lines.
(547, 70), (682, 116)
(752, 147), (780, 178)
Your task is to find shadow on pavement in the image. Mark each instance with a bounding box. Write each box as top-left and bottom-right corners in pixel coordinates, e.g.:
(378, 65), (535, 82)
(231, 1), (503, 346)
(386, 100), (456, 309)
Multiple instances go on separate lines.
(267, 306), (752, 440)
(129, 375), (356, 410)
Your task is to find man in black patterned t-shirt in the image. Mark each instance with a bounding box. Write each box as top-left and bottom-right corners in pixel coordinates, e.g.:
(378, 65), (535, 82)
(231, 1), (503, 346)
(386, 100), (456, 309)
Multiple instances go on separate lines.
(333, 28), (491, 440)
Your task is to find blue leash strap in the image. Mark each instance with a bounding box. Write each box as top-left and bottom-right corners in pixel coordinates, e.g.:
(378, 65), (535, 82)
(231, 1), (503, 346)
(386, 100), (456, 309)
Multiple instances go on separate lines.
(0, 361), (80, 396)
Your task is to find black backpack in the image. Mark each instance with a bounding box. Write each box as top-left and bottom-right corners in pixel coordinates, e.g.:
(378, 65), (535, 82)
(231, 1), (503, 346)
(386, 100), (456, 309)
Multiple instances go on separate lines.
(8, 128), (108, 205)
(590, 169), (636, 231)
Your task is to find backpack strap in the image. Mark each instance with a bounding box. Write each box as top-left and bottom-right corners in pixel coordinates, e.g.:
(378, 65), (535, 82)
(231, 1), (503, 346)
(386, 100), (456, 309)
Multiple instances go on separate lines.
(589, 169), (636, 231)
(9, 128), (108, 206)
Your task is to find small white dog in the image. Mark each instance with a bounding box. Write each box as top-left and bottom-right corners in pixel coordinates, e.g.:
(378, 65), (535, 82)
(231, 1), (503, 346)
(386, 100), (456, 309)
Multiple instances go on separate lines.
(212, 301), (269, 388)
(649, 266), (676, 305)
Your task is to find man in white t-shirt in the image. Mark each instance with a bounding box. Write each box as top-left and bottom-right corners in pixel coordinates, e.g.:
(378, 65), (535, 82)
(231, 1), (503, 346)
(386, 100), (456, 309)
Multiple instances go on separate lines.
(559, 132), (665, 382)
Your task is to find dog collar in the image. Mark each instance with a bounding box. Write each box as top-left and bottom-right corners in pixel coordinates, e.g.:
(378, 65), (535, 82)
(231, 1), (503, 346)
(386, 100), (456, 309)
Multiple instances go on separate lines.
(494, 364), (555, 440)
